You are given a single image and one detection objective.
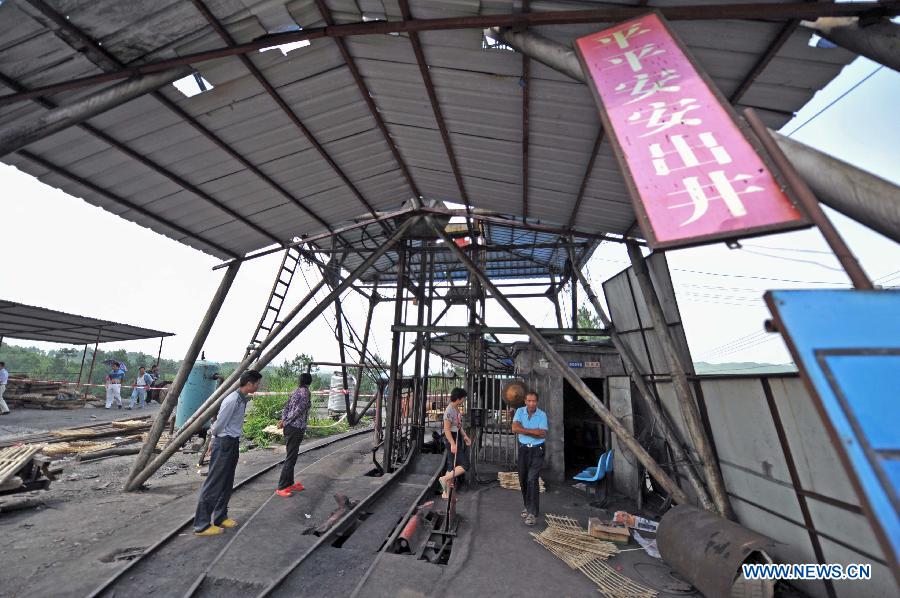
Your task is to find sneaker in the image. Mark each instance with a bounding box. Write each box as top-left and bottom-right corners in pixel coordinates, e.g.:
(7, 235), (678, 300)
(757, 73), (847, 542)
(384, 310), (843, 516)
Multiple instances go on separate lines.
(289, 482), (305, 492)
(219, 519), (239, 528)
(521, 509), (528, 519)
(194, 525), (224, 536)
(275, 488), (293, 497)
(525, 514), (536, 526)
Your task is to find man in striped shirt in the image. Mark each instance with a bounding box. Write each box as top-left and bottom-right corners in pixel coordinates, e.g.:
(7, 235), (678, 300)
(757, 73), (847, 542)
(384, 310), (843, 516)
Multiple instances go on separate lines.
(275, 372), (313, 497)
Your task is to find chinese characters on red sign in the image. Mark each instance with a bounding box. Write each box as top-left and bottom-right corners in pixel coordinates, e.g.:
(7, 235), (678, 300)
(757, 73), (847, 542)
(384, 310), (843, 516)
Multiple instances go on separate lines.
(575, 13), (807, 248)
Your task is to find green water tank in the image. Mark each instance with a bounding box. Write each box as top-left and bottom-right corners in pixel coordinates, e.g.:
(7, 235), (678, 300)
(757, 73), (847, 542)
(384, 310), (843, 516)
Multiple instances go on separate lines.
(175, 359), (221, 429)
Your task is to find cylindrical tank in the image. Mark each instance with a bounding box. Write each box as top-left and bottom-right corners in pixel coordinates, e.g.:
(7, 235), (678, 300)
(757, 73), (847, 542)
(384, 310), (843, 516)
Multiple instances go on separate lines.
(327, 372), (357, 415)
(175, 359), (221, 429)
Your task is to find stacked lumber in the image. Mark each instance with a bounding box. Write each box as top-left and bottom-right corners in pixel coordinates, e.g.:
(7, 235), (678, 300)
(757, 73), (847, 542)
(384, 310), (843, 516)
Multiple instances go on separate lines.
(0, 416), (153, 450)
(0, 444), (43, 486)
(498, 471), (545, 493)
(4, 378), (84, 410)
(531, 514), (656, 598)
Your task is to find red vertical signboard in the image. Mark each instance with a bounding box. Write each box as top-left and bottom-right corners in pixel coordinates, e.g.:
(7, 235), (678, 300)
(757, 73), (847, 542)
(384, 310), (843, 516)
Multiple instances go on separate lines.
(575, 13), (808, 248)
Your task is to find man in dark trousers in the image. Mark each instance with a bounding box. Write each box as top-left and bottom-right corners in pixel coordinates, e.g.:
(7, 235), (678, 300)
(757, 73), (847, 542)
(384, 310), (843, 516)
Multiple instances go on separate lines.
(511, 391), (548, 527)
(275, 372), (313, 497)
(193, 369), (262, 536)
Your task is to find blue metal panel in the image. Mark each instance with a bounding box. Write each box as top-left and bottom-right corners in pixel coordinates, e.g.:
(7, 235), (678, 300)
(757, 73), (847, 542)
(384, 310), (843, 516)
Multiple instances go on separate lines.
(766, 290), (900, 571)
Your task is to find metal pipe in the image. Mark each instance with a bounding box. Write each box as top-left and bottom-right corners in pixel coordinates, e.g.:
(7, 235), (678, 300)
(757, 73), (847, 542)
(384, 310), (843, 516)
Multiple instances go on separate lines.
(82, 330), (101, 398)
(567, 244), (714, 511)
(745, 109), (874, 290)
(429, 216), (690, 505)
(76, 344), (88, 386)
(626, 241), (733, 518)
(392, 325), (608, 336)
(489, 27), (900, 242)
(125, 260), (241, 491)
(803, 17), (900, 73)
(351, 279), (378, 422)
(130, 218), (416, 491)
(771, 130), (900, 245)
(0, 67), (191, 158)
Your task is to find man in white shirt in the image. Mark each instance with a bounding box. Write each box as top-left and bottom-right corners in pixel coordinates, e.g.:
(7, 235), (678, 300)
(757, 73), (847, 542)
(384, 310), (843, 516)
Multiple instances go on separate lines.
(128, 366), (152, 410)
(0, 362), (9, 415)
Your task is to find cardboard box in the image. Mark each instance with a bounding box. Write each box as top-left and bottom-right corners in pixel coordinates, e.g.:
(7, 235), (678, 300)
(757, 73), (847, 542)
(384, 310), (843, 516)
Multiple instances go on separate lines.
(588, 518), (630, 543)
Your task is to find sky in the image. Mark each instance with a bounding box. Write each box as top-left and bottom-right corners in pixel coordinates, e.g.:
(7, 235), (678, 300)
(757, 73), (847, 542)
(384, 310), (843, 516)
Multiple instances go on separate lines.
(0, 54), (898, 372)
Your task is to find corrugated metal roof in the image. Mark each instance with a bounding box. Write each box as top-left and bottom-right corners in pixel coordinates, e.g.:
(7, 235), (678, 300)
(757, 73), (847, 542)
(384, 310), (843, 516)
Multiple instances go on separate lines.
(0, 0), (857, 262)
(0, 299), (173, 344)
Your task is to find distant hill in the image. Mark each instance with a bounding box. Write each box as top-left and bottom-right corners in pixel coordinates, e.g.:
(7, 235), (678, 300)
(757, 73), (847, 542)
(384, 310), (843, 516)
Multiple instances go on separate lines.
(694, 361), (797, 375)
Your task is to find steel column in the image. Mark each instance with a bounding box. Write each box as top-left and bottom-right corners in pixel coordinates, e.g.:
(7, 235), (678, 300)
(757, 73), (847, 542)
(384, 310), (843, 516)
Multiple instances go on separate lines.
(126, 260), (241, 490)
(626, 241), (733, 518)
(83, 329), (102, 399)
(384, 243), (408, 471)
(429, 216), (689, 505)
(351, 278), (378, 423)
(76, 344), (88, 386)
(568, 245), (714, 510)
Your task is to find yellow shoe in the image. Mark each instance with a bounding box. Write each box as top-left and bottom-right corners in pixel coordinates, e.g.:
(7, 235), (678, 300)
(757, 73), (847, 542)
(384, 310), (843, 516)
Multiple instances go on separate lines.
(194, 525), (224, 536)
(219, 519), (239, 529)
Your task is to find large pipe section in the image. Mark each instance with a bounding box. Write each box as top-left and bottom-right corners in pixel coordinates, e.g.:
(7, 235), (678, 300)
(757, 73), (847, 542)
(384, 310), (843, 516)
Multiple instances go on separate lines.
(802, 17), (900, 74)
(0, 67), (192, 157)
(488, 26), (900, 244)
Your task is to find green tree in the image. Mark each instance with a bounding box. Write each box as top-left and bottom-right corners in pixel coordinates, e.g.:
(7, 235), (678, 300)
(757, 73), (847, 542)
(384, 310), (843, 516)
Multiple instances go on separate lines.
(275, 353), (317, 379)
(576, 305), (606, 341)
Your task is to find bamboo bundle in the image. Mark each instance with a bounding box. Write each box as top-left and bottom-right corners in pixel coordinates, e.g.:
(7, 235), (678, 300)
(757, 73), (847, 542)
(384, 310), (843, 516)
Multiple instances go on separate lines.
(580, 560), (657, 597)
(545, 513), (587, 533)
(0, 444), (42, 484)
(538, 527), (618, 558)
(497, 471), (545, 493)
(40, 440), (116, 457)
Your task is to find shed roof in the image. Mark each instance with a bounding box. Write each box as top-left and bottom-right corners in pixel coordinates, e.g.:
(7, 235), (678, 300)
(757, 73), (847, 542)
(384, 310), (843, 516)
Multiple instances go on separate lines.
(0, 0), (860, 263)
(0, 300), (173, 345)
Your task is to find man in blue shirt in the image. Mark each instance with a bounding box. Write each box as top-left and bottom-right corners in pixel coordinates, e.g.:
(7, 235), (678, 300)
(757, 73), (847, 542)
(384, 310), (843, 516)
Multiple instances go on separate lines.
(105, 362), (126, 409)
(193, 369), (262, 536)
(512, 391), (548, 526)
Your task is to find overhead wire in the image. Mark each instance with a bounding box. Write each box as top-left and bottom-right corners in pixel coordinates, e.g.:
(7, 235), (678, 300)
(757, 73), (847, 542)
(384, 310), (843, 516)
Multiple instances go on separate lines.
(785, 65), (884, 137)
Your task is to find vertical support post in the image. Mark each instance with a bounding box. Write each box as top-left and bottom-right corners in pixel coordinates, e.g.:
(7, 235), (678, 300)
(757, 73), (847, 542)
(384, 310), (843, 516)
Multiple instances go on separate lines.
(155, 337), (164, 366)
(626, 240), (733, 518)
(126, 260), (241, 490)
(83, 329), (102, 399)
(420, 250), (436, 447)
(76, 344), (88, 386)
(351, 277), (378, 423)
(570, 260), (578, 342)
(430, 216), (689, 505)
(550, 273), (564, 329)
(334, 294), (351, 419)
(744, 108), (873, 290)
(384, 242), (408, 471)
(567, 244), (714, 510)
(412, 246), (429, 449)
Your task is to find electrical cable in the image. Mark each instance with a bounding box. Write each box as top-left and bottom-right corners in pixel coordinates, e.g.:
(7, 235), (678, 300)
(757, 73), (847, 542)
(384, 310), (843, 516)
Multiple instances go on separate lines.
(737, 247), (844, 272)
(785, 66), (884, 138)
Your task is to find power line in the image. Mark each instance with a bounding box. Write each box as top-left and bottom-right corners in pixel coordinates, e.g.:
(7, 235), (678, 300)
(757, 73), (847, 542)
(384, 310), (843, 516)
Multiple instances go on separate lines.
(785, 66), (884, 137)
(738, 247), (844, 272)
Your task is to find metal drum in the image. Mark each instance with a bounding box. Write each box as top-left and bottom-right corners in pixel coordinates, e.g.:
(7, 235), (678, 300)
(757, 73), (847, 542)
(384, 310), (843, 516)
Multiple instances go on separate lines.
(174, 359), (221, 429)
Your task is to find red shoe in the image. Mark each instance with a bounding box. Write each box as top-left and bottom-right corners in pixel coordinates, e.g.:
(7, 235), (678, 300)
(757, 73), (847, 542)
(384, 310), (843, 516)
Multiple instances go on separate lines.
(275, 488), (293, 497)
(290, 482), (305, 492)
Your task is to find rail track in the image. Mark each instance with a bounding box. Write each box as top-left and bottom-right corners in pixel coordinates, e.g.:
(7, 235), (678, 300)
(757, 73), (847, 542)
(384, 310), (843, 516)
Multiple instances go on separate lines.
(86, 427), (376, 598)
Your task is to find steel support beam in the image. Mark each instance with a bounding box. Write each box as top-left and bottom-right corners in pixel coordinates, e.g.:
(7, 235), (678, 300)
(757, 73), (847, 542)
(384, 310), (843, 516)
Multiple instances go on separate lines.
(129, 217), (417, 490)
(3, 2), (897, 106)
(126, 260), (241, 490)
(384, 243), (408, 471)
(803, 17), (900, 73)
(0, 67), (190, 158)
(567, 245), (714, 510)
(626, 241), (733, 518)
(392, 325), (607, 336)
(730, 20), (800, 104)
(350, 280), (377, 423)
(771, 130), (900, 244)
(428, 216), (689, 505)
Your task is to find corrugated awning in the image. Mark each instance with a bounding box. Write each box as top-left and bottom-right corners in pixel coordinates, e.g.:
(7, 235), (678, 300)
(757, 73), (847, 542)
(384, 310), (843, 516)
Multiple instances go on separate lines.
(0, 300), (173, 345)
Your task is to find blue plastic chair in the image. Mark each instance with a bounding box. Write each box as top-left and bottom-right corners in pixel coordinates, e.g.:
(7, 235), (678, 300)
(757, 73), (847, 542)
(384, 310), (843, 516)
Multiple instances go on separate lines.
(573, 449), (614, 505)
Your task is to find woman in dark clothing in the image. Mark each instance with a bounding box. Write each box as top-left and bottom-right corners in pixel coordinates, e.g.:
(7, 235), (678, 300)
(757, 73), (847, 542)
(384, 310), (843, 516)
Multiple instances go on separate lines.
(275, 372), (313, 497)
(438, 387), (472, 499)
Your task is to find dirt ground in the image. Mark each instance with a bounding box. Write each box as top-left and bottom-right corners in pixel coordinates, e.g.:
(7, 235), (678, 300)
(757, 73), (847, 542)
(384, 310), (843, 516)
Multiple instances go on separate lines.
(0, 406), (293, 598)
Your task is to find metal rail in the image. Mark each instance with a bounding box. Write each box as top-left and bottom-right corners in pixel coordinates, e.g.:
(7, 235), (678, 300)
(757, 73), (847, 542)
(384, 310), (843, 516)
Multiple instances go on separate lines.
(86, 428), (373, 598)
(255, 441), (424, 597)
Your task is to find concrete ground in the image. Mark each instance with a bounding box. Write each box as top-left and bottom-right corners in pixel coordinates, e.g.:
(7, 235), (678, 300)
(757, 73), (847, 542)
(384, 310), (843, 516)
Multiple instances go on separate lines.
(0, 401), (161, 443)
(359, 463), (699, 598)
